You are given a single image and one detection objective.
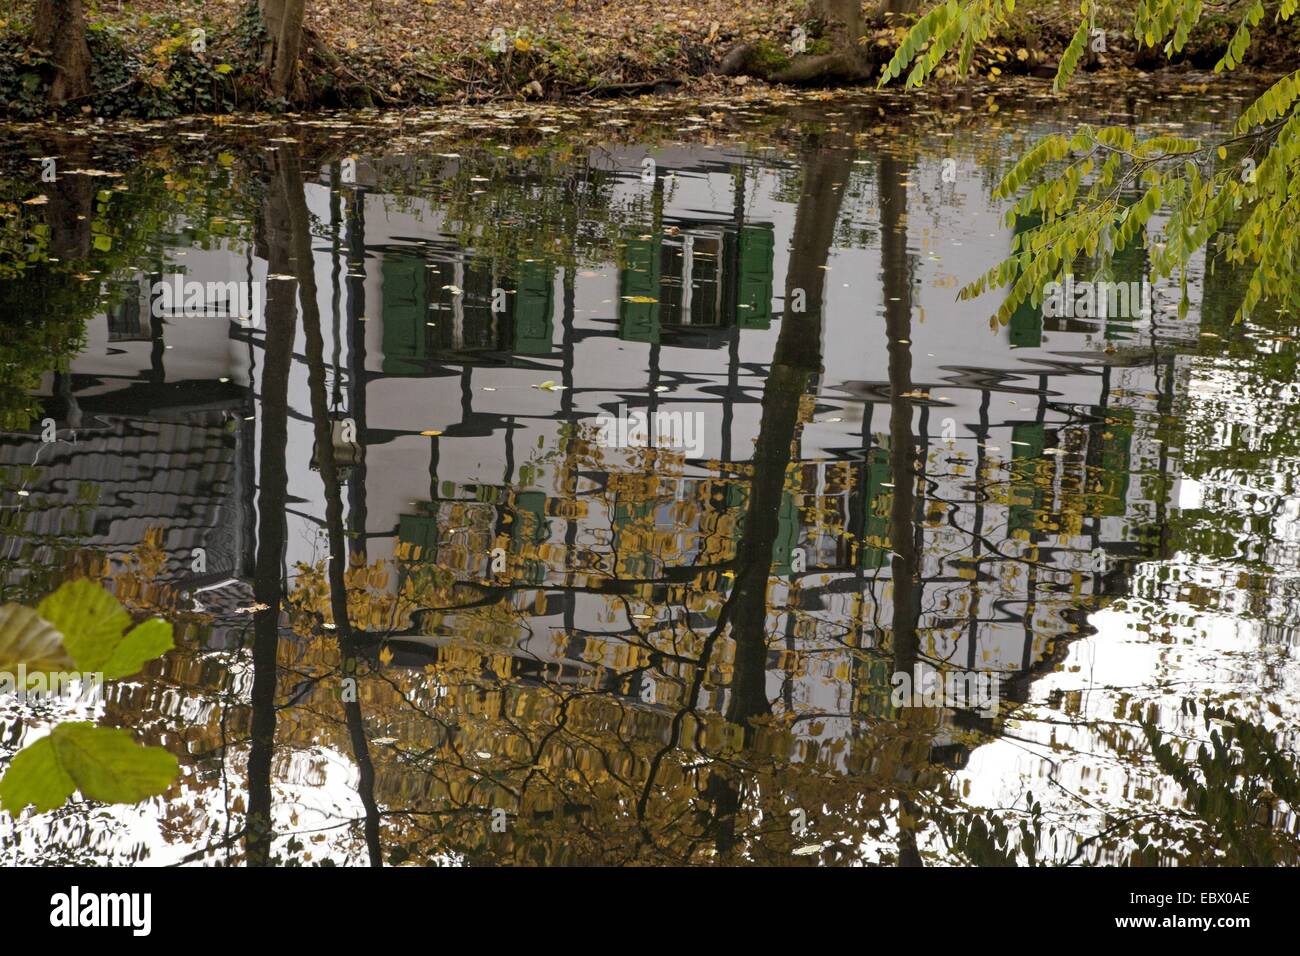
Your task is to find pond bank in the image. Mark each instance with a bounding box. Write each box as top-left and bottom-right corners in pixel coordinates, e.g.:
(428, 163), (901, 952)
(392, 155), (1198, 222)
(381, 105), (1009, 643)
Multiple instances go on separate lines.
(2, 0), (1298, 119)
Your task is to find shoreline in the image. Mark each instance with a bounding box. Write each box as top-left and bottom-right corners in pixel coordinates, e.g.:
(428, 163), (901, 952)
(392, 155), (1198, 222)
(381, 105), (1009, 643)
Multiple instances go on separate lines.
(2, 1), (1297, 119)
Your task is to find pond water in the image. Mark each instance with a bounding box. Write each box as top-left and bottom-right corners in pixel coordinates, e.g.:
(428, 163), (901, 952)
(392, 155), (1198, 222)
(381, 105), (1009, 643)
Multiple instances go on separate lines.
(1, 77), (1298, 866)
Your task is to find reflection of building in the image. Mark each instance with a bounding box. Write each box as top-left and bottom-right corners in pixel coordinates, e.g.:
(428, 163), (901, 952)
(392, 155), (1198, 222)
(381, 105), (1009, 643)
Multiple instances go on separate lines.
(380, 251), (555, 373)
(7, 146), (1184, 773)
(0, 407), (251, 606)
(620, 223), (775, 346)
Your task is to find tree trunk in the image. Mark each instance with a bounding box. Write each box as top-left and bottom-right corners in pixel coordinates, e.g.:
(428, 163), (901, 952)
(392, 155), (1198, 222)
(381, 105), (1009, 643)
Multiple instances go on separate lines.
(258, 0), (306, 101)
(33, 0), (93, 104)
(767, 0), (872, 83)
(725, 141), (853, 727)
(813, 0), (866, 55)
(879, 152), (934, 868)
(289, 150), (385, 867)
(879, 0), (921, 19)
(879, 153), (921, 683)
(245, 153), (296, 866)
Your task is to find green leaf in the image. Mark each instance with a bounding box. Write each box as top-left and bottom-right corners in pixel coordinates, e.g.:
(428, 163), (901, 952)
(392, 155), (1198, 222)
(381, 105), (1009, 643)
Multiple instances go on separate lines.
(102, 618), (174, 681)
(37, 579), (131, 672)
(1054, 14), (1091, 93)
(35, 579), (171, 678)
(0, 723), (178, 815)
(1134, 135), (1202, 157)
(1215, 0), (1264, 72)
(878, 1), (954, 87)
(1236, 69), (1300, 132)
(0, 735), (73, 814)
(0, 604), (73, 673)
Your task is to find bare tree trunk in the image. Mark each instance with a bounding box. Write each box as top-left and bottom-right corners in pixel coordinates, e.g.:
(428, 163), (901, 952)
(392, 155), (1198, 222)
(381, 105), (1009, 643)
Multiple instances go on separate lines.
(33, 0), (93, 104)
(258, 0), (306, 101)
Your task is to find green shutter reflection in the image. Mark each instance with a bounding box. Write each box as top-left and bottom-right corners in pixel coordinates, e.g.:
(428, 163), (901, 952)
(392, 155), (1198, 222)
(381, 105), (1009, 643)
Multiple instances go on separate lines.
(619, 234), (661, 343)
(381, 254), (428, 375)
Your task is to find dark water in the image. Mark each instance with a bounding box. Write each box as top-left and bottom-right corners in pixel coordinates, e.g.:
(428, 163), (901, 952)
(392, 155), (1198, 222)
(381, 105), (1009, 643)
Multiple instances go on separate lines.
(2, 78), (1298, 865)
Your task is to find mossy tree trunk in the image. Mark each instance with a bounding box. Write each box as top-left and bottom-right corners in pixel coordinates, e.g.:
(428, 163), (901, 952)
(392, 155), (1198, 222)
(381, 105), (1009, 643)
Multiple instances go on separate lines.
(33, 0), (93, 105)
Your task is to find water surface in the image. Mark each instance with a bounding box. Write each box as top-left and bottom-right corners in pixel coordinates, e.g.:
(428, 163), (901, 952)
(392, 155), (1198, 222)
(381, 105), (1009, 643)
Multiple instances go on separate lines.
(2, 78), (1297, 865)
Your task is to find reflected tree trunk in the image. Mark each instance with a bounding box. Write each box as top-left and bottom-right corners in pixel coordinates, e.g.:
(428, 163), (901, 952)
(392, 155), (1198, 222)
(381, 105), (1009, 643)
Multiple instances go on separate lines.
(880, 152), (926, 868)
(726, 142), (853, 728)
(245, 158), (297, 866)
(43, 172), (94, 263)
(879, 156), (920, 680)
(274, 147), (385, 866)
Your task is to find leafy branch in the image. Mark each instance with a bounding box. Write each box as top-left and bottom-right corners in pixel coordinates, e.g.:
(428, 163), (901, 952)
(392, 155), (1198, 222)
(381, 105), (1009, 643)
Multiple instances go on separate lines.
(883, 0), (1300, 324)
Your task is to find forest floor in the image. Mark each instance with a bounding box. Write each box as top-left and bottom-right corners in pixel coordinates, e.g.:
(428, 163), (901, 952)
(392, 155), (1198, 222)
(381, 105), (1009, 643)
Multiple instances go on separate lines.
(1, 0), (1298, 118)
